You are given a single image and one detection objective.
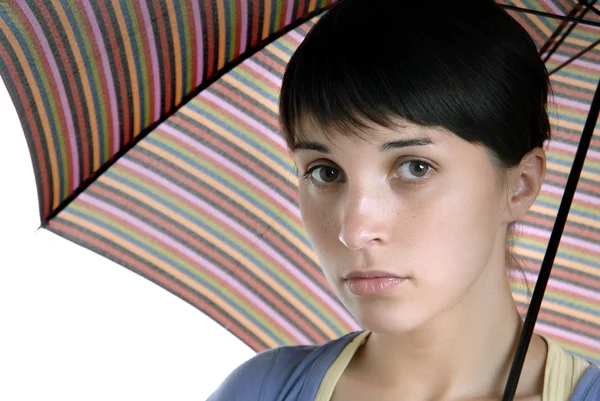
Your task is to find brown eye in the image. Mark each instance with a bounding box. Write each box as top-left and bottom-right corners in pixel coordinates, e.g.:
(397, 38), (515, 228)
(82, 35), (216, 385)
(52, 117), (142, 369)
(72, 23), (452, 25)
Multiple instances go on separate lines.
(396, 160), (433, 180)
(409, 161), (429, 177)
(310, 166), (342, 183)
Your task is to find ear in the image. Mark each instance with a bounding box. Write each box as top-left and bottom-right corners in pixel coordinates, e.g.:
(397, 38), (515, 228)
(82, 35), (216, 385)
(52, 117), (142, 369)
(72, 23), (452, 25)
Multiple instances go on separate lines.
(503, 148), (547, 223)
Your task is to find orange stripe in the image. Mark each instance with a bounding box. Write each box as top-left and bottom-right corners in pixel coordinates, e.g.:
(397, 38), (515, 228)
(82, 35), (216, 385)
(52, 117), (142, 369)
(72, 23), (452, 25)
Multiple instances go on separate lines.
(169, 114), (296, 200)
(265, 42), (292, 65)
(60, 209), (281, 348)
(216, 0), (226, 70)
(513, 0), (552, 36)
(53, 4), (101, 172)
(137, 139), (318, 265)
(92, 167), (335, 340)
(87, 179), (329, 341)
(552, 74), (598, 92)
(0, 18), (61, 210)
(142, 127), (324, 281)
(50, 219), (267, 350)
(178, 105), (297, 183)
(211, 83), (280, 132)
(513, 293), (600, 327)
(515, 247), (600, 278)
(165, 1), (183, 104)
(80, 196), (305, 343)
(101, 165), (305, 270)
(111, 0), (141, 137)
(220, 73), (278, 113)
(262, 1), (272, 40)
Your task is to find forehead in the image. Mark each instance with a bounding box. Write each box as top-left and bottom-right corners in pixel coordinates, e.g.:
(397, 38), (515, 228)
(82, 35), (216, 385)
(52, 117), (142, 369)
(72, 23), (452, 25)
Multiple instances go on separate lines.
(290, 116), (452, 152)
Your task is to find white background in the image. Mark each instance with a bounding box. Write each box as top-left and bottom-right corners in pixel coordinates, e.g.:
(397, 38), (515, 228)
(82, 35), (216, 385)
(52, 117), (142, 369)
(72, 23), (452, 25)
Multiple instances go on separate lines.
(0, 78), (255, 400)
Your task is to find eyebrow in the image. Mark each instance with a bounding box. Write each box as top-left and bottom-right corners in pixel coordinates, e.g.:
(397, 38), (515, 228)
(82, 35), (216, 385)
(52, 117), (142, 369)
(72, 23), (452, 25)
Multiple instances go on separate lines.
(291, 137), (434, 153)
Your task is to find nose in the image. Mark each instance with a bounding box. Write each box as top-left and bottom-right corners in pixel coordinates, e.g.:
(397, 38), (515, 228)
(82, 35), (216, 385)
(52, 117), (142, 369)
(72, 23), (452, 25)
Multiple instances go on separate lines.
(337, 186), (390, 250)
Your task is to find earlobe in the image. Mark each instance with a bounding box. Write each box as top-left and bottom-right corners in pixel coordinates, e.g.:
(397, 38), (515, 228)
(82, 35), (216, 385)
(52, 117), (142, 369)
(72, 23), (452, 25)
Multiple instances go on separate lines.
(505, 148), (547, 223)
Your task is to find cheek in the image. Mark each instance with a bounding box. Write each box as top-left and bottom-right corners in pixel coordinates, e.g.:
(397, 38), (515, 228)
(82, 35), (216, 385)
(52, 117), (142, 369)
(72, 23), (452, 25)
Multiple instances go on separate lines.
(404, 177), (504, 284)
(298, 188), (338, 252)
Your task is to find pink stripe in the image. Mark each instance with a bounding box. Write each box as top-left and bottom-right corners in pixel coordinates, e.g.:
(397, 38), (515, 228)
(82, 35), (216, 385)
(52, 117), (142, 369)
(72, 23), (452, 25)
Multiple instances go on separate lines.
(160, 123), (297, 218)
(138, 2), (161, 122)
(19, 2), (80, 190)
(552, 95), (590, 113)
(520, 225), (600, 254)
(239, 0), (248, 54)
(541, 0), (562, 15)
(536, 322), (600, 351)
(244, 58), (282, 86)
(541, 183), (600, 208)
(81, 2), (121, 157)
(190, 1), (204, 87)
(550, 54), (600, 73)
(518, 271), (600, 303)
(200, 90), (288, 148)
(285, 0), (294, 25)
(547, 140), (600, 160)
(78, 191), (312, 344)
(116, 156), (358, 330)
(288, 30), (305, 45)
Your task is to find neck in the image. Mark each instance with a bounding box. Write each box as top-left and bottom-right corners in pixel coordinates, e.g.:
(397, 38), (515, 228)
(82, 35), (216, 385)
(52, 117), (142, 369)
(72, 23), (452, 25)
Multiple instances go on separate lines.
(351, 276), (540, 400)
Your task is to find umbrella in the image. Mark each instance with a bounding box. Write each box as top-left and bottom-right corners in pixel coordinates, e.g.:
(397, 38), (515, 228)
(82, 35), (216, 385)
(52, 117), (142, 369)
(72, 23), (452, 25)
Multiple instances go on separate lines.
(0, 0), (598, 372)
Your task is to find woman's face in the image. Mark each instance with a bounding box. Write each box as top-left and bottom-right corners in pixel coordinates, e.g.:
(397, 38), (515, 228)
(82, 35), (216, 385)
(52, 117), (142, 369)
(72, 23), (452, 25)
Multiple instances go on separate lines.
(292, 118), (514, 334)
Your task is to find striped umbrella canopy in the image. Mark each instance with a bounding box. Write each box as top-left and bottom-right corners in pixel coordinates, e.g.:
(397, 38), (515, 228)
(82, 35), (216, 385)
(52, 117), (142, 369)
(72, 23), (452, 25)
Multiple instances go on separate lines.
(0, 0), (599, 359)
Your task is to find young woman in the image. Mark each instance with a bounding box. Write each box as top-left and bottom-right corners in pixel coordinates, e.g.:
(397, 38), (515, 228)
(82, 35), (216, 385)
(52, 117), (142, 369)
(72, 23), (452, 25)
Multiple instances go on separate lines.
(208, 0), (600, 400)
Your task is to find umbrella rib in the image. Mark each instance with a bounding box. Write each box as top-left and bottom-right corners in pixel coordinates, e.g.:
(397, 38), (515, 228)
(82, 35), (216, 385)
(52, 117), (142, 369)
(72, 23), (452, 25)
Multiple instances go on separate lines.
(501, 4), (600, 28)
(548, 37), (600, 75)
(501, 75), (600, 401)
(540, 2), (590, 63)
(578, 0), (600, 17)
(40, 5), (333, 226)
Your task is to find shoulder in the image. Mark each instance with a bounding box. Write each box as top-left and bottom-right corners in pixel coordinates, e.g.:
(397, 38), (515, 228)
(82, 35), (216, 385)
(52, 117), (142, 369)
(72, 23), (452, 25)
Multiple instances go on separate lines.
(570, 364), (600, 400)
(206, 346), (311, 401)
(540, 334), (600, 400)
(206, 331), (364, 401)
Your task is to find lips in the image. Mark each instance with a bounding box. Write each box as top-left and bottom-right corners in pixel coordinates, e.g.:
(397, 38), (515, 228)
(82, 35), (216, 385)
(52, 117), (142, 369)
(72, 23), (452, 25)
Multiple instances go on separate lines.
(343, 270), (405, 280)
(343, 270), (408, 296)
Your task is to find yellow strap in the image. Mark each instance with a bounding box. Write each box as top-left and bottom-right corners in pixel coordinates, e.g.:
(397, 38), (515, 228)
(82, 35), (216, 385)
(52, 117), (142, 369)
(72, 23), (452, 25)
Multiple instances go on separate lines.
(315, 331), (371, 401)
(541, 335), (590, 401)
(315, 332), (590, 401)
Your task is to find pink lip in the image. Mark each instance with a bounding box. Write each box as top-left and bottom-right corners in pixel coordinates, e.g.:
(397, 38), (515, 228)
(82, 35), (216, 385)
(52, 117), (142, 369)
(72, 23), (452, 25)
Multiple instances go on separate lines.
(343, 270), (405, 280)
(343, 270), (407, 296)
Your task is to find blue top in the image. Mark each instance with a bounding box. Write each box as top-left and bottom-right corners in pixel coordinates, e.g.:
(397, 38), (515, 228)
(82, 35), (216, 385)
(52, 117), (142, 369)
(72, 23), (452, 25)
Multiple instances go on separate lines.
(207, 331), (600, 401)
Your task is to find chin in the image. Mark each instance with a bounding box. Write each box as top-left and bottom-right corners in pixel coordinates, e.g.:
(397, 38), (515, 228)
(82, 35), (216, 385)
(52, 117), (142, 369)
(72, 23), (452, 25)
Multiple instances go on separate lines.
(343, 297), (431, 335)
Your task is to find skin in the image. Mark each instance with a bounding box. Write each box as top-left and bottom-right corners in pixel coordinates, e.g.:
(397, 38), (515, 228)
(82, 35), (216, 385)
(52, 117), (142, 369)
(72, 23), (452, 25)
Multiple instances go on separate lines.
(291, 117), (548, 401)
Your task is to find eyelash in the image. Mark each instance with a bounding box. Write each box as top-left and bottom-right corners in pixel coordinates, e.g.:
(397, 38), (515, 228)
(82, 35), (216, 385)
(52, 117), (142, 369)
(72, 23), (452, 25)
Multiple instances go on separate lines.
(300, 160), (435, 188)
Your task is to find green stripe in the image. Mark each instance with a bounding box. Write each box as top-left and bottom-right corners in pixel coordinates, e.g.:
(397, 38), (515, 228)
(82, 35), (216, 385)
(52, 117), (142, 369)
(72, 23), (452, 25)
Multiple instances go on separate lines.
(515, 237), (600, 266)
(150, 134), (303, 234)
(536, 195), (600, 218)
(67, 201), (293, 345)
(228, 1), (236, 64)
(15, 6), (70, 199)
(125, 0), (150, 129)
(69, 0), (110, 162)
(181, 4), (194, 94)
(110, 161), (348, 333)
(234, 66), (280, 98)
(199, 98), (294, 169)
(274, 0), (283, 32)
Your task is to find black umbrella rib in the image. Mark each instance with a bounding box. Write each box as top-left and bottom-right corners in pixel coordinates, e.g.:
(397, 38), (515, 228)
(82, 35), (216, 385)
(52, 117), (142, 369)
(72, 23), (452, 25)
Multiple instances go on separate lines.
(501, 4), (600, 28)
(40, 5), (333, 226)
(578, 0), (600, 17)
(540, 2), (591, 63)
(548, 37), (600, 75)
(501, 75), (600, 401)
